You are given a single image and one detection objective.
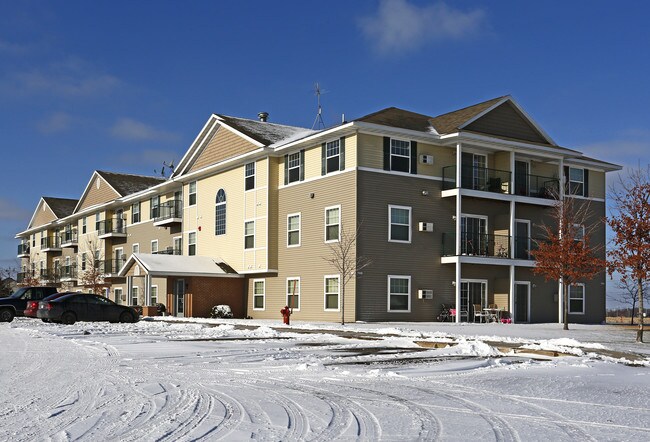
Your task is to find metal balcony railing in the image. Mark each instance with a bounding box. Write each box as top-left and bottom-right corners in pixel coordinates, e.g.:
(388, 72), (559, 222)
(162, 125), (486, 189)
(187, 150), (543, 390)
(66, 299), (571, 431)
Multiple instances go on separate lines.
(16, 271), (32, 283)
(39, 269), (58, 281)
(443, 233), (541, 260)
(17, 243), (30, 256)
(60, 230), (78, 245)
(40, 236), (61, 250)
(59, 264), (77, 279)
(97, 259), (126, 275)
(97, 219), (127, 236)
(153, 247), (182, 255)
(154, 199), (183, 223)
(514, 174), (560, 199)
(442, 165), (511, 194)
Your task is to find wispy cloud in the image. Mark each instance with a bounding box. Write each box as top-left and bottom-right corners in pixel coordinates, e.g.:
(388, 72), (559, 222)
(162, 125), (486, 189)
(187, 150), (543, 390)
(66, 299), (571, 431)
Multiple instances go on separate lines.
(36, 111), (74, 133)
(1, 56), (120, 98)
(0, 199), (31, 221)
(111, 118), (180, 143)
(359, 0), (486, 54)
(0, 38), (31, 55)
(579, 137), (650, 172)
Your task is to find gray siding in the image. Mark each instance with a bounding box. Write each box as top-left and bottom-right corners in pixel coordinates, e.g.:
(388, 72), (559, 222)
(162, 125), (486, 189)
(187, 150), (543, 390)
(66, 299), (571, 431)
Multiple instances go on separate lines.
(464, 102), (548, 144)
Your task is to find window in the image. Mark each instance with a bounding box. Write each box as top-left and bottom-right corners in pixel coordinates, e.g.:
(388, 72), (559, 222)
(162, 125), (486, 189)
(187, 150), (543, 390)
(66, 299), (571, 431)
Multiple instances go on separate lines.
(569, 284), (585, 314)
(151, 196), (160, 219)
(132, 202), (141, 223)
(286, 278), (300, 310)
(114, 288), (124, 303)
(244, 221), (255, 249)
(324, 275), (340, 311)
(245, 162), (255, 191)
(130, 287), (139, 306)
(95, 213), (101, 231)
(325, 140), (340, 173)
(389, 205), (411, 243)
(173, 237), (182, 255)
(569, 167), (585, 196)
(325, 206), (340, 242)
(188, 232), (196, 256)
(215, 189), (226, 235)
(388, 275), (411, 312)
(253, 279), (265, 310)
(285, 150), (304, 184)
(151, 240), (158, 254)
(81, 253), (87, 271)
(574, 224), (585, 242)
(189, 181), (197, 206)
(82, 218), (87, 234)
(391, 139), (410, 173)
(287, 213), (300, 247)
(150, 285), (158, 305)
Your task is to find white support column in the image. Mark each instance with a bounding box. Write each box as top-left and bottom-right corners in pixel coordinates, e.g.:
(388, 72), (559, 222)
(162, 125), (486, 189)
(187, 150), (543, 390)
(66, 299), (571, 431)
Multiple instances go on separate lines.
(509, 200), (516, 258)
(455, 142), (462, 323)
(127, 276), (133, 306)
(145, 274), (151, 305)
(558, 280), (564, 324)
(510, 151), (515, 195)
(509, 265), (515, 323)
(455, 262), (461, 323)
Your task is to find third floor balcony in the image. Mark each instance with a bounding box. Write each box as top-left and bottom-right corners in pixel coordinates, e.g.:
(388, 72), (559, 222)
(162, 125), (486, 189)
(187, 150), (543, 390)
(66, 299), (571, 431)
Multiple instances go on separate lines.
(40, 236), (61, 252)
(153, 199), (183, 226)
(17, 243), (30, 258)
(441, 232), (539, 263)
(97, 219), (127, 239)
(60, 230), (78, 248)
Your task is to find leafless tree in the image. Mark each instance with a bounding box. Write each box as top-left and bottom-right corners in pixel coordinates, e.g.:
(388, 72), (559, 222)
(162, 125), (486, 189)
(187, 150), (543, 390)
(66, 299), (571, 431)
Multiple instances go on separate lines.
(608, 278), (650, 325)
(0, 265), (18, 296)
(78, 240), (108, 295)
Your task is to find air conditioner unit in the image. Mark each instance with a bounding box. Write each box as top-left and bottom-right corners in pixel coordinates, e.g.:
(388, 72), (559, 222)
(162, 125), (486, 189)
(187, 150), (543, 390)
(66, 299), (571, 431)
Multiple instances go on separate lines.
(419, 154), (434, 165)
(418, 289), (434, 299)
(418, 222), (434, 232)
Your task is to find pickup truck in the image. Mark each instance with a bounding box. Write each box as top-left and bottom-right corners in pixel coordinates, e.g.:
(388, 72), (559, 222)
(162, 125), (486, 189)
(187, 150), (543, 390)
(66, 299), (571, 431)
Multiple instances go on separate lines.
(0, 287), (59, 322)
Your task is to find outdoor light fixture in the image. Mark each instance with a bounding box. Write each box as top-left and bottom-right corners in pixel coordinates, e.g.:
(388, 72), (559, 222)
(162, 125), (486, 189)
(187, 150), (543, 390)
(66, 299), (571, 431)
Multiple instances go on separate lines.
(421, 190), (429, 196)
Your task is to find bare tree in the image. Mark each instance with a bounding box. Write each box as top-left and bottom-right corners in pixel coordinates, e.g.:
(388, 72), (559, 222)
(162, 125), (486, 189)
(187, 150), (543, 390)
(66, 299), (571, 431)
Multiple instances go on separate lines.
(532, 191), (605, 330)
(18, 253), (42, 287)
(78, 240), (108, 295)
(607, 165), (650, 342)
(608, 278), (650, 325)
(0, 266), (17, 296)
(323, 223), (371, 325)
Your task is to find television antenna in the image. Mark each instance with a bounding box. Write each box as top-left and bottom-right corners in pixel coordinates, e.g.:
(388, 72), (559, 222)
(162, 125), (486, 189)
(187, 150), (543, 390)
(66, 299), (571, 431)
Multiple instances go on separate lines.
(312, 82), (325, 130)
(155, 160), (175, 178)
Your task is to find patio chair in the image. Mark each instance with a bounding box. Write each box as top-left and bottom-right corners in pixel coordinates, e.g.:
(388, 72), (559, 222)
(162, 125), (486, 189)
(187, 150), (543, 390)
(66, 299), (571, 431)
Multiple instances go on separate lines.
(473, 304), (486, 323)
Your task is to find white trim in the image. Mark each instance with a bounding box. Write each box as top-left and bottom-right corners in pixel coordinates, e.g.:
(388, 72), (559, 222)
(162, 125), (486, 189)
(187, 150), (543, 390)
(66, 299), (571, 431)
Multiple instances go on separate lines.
(286, 277), (301, 311)
(273, 122), (356, 152)
(187, 230), (197, 256)
(150, 239), (158, 254)
(388, 204), (412, 244)
(387, 274), (411, 313)
(324, 274), (341, 312)
(389, 138), (411, 173)
(278, 167), (355, 190)
(173, 115), (220, 177)
(244, 219), (255, 250)
(324, 205), (341, 243)
(286, 212), (301, 248)
(324, 138), (342, 175)
(568, 283), (586, 315)
(357, 166), (443, 181)
(514, 281), (531, 323)
(150, 284), (159, 305)
(244, 161), (256, 192)
(217, 117), (266, 148)
(252, 278), (265, 311)
(131, 243), (140, 255)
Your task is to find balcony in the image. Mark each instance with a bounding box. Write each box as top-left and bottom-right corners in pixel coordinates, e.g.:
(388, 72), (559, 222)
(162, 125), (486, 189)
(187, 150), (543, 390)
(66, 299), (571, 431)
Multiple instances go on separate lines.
(153, 199), (183, 226)
(98, 259), (126, 277)
(16, 271), (33, 284)
(153, 246), (182, 255)
(442, 165), (511, 194)
(513, 174), (559, 199)
(59, 264), (77, 281)
(442, 233), (539, 263)
(41, 236), (61, 252)
(39, 269), (58, 283)
(97, 219), (127, 239)
(17, 243), (30, 258)
(60, 231), (79, 248)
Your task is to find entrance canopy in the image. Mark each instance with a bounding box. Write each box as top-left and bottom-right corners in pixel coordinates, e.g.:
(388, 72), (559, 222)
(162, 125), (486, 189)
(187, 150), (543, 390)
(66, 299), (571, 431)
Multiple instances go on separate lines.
(118, 253), (241, 278)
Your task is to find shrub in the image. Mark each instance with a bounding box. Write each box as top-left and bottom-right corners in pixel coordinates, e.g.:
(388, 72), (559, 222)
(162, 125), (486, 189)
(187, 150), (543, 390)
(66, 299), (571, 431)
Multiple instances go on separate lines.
(155, 303), (166, 315)
(210, 304), (233, 319)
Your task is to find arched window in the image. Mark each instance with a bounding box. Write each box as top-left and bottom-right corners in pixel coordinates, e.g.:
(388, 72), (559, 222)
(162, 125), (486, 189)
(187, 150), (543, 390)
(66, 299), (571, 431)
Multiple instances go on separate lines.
(215, 189), (226, 235)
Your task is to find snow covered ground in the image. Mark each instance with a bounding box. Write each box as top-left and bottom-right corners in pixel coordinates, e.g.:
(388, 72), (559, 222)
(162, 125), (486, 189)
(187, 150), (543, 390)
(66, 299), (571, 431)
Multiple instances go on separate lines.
(1, 317), (649, 441)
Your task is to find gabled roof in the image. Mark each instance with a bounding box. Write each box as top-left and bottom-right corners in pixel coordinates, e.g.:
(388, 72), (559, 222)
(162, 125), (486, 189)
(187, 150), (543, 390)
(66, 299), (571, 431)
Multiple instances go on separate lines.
(118, 253), (241, 278)
(215, 115), (315, 146)
(42, 197), (78, 218)
(428, 96), (508, 134)
(96, 171), (166, 196)
(355, 107), (437, 133)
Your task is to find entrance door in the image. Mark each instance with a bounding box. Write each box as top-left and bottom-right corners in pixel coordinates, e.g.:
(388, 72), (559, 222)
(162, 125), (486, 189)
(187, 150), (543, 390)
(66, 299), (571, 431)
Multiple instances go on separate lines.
(461, 152), (487, 190)
(515, 160), (529, 196)
(175, 279), (185, 317)
(514, 220), (530, 259)
(515, 282), (530, 322)
(460, 280), (487, 322)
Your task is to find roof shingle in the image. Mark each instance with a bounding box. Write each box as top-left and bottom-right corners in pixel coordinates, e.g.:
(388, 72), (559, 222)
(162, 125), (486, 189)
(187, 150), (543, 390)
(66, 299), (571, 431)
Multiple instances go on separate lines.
(96, 171), (166, 197)
(42, 197), (78, 218)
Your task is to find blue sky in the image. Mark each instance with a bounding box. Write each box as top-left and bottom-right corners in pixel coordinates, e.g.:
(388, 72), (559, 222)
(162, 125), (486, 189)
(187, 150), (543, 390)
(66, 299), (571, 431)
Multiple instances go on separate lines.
(1, 1), (649, 300)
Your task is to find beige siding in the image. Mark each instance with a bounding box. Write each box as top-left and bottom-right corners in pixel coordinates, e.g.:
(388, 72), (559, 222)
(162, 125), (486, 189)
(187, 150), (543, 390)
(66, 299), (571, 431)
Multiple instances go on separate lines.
(31, 203), (57, 228)
(268, 157), (279, 270)
(356, 133), (384, 170)
(493, 151), (510, 171)
(417, 143), (455, 178)
(78, 176), (120, 211)
(189, 125), (259, 173)
(588, 170), (605, 199)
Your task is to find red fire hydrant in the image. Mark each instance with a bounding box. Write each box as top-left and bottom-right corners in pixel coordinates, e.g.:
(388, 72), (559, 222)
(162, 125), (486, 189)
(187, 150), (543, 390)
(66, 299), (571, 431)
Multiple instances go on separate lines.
(280, 305), (292, 325)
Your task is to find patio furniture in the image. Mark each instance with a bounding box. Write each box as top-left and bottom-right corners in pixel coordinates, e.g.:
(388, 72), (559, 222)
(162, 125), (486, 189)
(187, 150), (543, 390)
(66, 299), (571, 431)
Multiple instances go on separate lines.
(450, 308), (468, 322)
(483, 308), (503, 323)
(473, 303), (486, 323)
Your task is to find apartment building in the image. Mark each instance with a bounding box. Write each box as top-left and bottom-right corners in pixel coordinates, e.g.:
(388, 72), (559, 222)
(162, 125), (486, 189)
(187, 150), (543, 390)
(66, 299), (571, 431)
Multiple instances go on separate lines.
(16, 96), (619, 323)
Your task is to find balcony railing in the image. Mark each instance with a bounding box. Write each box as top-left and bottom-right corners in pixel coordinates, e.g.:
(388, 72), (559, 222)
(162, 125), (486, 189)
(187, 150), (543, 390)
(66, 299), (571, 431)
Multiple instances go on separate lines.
(514, 174), (560, 199)
(153, 247), (182, 255)
(59, 264), (77, 280)
(16, 271), (32, 283)
(442, 165), (511, 194)
(40, 236), (61, 251)
(60, 230), (78, 247)
(97, 219), (127, 237)
(98, 259), (126, 275)
(443, 233), (541, 260)
(17, 243), (30, 257)
(154, 199), (183, 225)
(39, 269), (58, 282)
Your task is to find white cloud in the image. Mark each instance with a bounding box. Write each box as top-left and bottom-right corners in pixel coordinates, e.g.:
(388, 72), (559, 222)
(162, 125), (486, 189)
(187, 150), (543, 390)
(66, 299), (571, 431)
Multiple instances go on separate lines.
(36, 111), (74, 133)
(359, 0), (486, 54)
(111, 118), (180, 143)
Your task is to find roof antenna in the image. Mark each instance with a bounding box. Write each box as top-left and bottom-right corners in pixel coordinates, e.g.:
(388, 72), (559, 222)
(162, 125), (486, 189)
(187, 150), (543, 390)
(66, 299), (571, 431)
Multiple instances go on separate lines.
(155, 160), (175, 178)
(312, 82), (325, 130)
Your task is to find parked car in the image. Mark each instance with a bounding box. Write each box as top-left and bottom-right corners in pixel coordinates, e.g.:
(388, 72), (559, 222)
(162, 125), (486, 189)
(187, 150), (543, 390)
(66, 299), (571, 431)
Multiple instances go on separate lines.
(0, 286), (59, 322)
(37, 293), (140, 325)
(24, 292), (75, 319)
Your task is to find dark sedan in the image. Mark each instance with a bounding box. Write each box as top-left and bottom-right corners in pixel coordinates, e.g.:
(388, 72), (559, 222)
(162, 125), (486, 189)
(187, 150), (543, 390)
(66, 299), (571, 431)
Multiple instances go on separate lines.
(24, 292), (76, 319)
(37, 293), (139, 325)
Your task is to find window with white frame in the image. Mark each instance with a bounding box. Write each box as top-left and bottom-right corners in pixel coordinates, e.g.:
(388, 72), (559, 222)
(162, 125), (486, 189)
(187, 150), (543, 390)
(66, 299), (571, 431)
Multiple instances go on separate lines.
(132, 202), (140, 223)
(389, 205), (411, 242)
(132, 243), (140, 254)
(150, 285), (158, 305)
(189, 181), (197, 206)
(324, 275), (340, 311)
(390, 139), (410, 173)
(150, 195), (160, 219)
(286, 278), (300, 310)
(215, 189), (226, 235)
(574, 224), (585, 242)
(569, 284), (585, 314)
(325, 206), (340, 242)
(130, 287), (138, 306)
(287, 214), (300, 247)
(569, 167), (585, 196)
(82, 217), (87, 234)
(114, 288), (124, 303)
(188, 232), (196, 255)
(151, 240), (158, 254)
(81, 253), (87, 271)
(325, 139), (340, 173)
(253, 279), (265, 310)
(388, 275), (411, 312)
(245, 162), (255, 191)
(286, 151), (303, 184)
(95, 213), (101, 231)
(244, 221), (255, 249)
(173, 236), (182, 255)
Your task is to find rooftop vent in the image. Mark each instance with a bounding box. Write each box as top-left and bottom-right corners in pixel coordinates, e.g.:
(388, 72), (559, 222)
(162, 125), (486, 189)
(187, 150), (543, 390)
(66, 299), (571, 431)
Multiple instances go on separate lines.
(258, 112), (269, 122)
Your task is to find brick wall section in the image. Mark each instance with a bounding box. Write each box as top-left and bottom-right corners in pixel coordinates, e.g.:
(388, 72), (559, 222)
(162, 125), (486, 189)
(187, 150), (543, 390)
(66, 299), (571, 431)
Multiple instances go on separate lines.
(167, 276), (245, 318)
